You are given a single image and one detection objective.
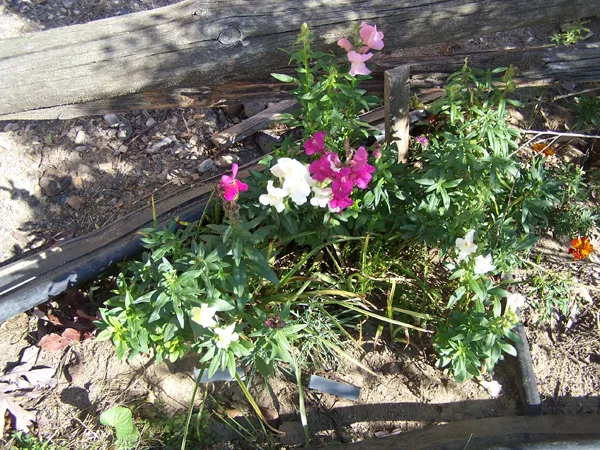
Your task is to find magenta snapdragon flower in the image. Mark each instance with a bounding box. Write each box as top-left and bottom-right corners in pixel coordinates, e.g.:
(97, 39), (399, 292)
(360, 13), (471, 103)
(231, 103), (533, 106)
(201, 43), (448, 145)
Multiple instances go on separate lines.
(308, 152), (341, 182)
(348, 146), (376, 189)
(330, 168), (355, 212)
(303, 131), (327, 155)
(415, 135), (429, 146)
(220, 163), (248, 201)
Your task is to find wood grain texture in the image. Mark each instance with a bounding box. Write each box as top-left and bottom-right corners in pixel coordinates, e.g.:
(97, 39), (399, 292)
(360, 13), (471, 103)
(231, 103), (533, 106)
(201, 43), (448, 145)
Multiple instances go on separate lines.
(384, 66), (410, 162)
(0, 0), (598, 120)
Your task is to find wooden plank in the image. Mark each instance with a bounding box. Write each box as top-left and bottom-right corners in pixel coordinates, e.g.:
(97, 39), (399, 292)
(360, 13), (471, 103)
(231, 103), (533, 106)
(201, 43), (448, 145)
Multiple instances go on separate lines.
(385, 66), (411, 162)
(0, 0), (598, 120)
(211, 99), (299, 150)
(314, 416), (600, 449)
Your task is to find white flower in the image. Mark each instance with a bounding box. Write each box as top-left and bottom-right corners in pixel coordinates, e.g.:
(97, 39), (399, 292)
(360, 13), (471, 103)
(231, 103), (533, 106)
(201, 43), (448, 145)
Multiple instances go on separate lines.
(214, 323), (239, 350)
(259, 180), (288, 212)
(480, 379), (502, 398)
(473, 254), (495, 275)
(455, 230), (478, 261)
(310, 186), (333, 208)
(505, 293), (526, 312)
(190, 303), (217, 328)
(271, 158), (314, 206)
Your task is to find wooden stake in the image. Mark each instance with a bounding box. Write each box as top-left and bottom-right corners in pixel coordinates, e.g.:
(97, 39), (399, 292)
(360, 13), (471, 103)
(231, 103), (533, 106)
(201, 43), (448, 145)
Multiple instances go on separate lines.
(385, 66), (411, 162)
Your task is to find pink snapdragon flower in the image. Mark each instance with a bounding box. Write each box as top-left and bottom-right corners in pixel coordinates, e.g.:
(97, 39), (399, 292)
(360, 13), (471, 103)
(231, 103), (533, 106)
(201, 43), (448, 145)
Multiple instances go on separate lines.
(337, 38), (353, 53)
(330, 168), (355, 212)
(303, 131), (327, 156)
(220, 163), (248, 201)
(359, 22), (385, 51)
(415, 135), (429, 146)
(309, 152), (341, 182)
(348, 146), (376, 189)
(348, 51), (373, 76)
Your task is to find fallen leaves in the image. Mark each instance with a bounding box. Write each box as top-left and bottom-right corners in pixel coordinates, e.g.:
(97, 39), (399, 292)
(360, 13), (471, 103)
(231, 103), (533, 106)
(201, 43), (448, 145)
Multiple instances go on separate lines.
(36, 289), (98, 352)
(0, 347), (58, 438)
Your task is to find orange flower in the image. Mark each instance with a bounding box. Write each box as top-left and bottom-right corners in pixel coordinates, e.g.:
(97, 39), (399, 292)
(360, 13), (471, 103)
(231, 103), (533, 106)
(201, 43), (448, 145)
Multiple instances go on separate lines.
(532, 142), (555, 156)
(568, 237), (594, 260)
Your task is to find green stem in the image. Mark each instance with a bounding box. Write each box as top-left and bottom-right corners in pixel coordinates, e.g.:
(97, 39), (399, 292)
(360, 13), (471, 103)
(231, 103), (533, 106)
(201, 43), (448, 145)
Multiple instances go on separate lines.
(181, 362), (206, 450)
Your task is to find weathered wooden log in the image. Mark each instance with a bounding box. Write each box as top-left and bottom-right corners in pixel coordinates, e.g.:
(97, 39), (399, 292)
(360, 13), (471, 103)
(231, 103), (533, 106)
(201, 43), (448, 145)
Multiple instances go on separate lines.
(0, 0), (598, 121)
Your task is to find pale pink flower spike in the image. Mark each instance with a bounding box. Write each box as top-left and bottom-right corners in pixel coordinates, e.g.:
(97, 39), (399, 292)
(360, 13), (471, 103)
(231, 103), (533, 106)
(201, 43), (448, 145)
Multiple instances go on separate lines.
(360, 22), (385, 51)
(347, 51), (373, 76)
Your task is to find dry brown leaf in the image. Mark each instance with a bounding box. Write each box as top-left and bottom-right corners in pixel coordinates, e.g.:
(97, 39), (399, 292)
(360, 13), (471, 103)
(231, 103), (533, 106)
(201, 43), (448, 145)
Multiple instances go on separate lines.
(38, 333), (72, 353)
(0, 391), (36, 438)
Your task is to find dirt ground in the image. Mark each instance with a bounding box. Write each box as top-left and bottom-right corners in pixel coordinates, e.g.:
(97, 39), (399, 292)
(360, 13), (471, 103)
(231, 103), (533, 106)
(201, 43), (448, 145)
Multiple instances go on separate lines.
(0, 1), (599, 448)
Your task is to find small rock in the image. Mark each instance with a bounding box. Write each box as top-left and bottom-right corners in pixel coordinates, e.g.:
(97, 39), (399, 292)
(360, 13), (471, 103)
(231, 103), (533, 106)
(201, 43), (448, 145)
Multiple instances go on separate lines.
(145, 118), (157, 128)
(147, 136), (176, 154)
(118, 144), (128, 154)
(243, 101), (266, 118)
(39, 174), (71, 197)
(117, 123), (133, 140)
(61, 0), (73, 8)
(75, 146), (87, 153)
(72, 177), (84, 189)
(103, 114), (121, 127)
(197, 159), (215, 173)
(3, 123), (20, 132)
(191, 173), (201, 182)
(74, 130), (86, 145)
(256, 130), (283, 154)
(215, 154), (239, 167)
(66, 195), (85, 211)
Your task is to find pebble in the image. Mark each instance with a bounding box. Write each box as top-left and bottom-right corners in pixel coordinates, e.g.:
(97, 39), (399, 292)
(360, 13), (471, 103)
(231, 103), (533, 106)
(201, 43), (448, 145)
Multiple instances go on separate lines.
(145, 118), (157, 128)
(117, 123), (133, 140)
(75, 146), (87, 153)
(39, 174), (72, 197)
(215, 154), (239, 167)
(197, 159), (214, 173)
(3, 123), (19, 132)
(147, 136), (176, 154)
(243, 101), (266, 118)
(66, 195), (85, 211)
(103, 114), (121, 127)
(74, 130), (86, 145)
(255, 130), (283, 154)
(61, 0), (73, 8)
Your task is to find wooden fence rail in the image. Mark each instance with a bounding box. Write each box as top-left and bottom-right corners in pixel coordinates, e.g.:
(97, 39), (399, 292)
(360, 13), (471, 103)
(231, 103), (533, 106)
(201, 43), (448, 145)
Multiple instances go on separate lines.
(0, 0), (598, 121)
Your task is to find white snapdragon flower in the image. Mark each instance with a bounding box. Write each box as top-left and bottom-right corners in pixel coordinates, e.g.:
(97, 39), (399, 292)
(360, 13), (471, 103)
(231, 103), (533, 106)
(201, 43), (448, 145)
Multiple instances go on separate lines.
(505, 293), (526, 313)
(310, 186), (333, 208)
(271, 158), (314, 206)
(455, 230), (478, 261)
(190, 303), (218, 328)
(473, 254), (496, 275)
(214, 323), (239, 350)
(259, 180), (288, 212)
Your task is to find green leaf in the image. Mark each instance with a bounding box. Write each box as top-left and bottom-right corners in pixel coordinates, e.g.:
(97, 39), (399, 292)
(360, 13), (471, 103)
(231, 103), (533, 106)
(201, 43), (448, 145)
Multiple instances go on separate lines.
(449, 269), (466, 280)
(244, 247), (279, 284)
(100, 407), (139, 444)
(468, 278), (487, 301)
(498, 341), (517, 357)
(271, 73), (296, 83)
(96, 329), (113, 341)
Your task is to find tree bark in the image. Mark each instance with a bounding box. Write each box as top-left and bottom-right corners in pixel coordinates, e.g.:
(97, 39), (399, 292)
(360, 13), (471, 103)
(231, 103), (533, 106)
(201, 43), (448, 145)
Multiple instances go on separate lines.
(0, 0), (598, 120)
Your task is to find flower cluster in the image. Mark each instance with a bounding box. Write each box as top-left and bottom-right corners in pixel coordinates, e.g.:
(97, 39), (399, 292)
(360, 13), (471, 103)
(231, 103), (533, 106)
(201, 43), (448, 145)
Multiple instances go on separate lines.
(305, 131), (375, 212)
(455, 230), (496, 275)
(337, 22), (384, 76)
(259, 158), (315, 212)
(568, 236), (594, 260)
(191, 304), (239, 350)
